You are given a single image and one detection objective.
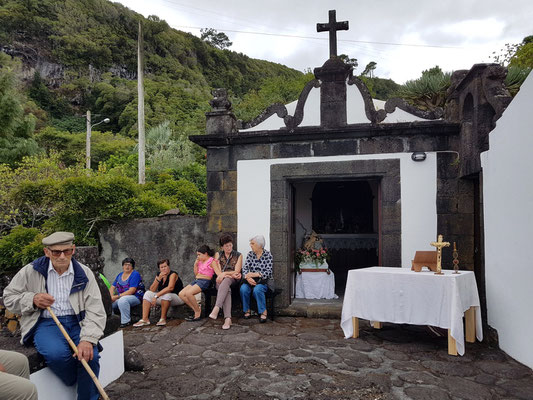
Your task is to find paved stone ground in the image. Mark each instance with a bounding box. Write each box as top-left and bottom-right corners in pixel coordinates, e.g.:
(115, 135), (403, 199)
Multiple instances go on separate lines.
(107, 316), (533, 400)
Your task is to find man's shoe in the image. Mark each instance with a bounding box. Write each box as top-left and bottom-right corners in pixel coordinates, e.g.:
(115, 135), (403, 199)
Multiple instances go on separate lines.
(120, 321), (132, 328)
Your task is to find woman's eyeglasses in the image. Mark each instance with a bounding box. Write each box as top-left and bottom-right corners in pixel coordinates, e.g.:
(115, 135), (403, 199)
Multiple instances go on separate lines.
(48, 248), (74, 257)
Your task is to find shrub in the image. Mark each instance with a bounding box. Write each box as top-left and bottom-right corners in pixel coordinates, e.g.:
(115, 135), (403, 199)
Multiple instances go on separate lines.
(0, 226), (43, 276)
(153, 179), (206, 215)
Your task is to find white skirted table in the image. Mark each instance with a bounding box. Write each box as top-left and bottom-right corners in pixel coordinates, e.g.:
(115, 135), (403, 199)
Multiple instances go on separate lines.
(295, 264), (338, 299)
(340, 267), (483, 356)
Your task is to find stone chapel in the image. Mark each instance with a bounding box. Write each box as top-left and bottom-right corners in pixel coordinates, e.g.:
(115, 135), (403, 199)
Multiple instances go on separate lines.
(189, 10), (513, 320)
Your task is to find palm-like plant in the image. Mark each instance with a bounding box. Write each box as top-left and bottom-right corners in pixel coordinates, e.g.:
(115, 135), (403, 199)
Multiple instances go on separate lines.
(396, 68), (451, 111)
(135, 121), (195, 173)
(504, 66), (531, 96)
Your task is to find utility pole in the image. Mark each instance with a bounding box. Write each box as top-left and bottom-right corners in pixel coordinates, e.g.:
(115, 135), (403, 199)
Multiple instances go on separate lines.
(137, 20), (146, 184)
(86, 110), (91, 170)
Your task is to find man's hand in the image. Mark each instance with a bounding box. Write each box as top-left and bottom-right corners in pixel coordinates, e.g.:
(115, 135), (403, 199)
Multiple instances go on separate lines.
(33, 293), (55, 309)
(0, 362), (6, 373)
(76, 341), (94, 362)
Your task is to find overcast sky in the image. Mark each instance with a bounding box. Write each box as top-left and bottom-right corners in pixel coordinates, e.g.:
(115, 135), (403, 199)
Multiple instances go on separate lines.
(116, 0), (533, 84)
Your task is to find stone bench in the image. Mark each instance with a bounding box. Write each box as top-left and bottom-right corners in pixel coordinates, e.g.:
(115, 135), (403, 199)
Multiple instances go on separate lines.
(203, 286), (282, 321)
(129, 293), (202, 322)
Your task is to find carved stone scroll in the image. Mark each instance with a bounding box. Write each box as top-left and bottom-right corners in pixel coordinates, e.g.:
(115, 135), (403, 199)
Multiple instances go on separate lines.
(237, 79), (321, 131)
(237, 103), (288, 130)
(347, 75), (387, 124)
(384, 98), (444, 120)
(284, 79), (321, 130)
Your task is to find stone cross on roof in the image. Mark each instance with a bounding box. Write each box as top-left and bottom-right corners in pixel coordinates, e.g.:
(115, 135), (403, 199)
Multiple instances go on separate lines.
(316, 10), (349, 58)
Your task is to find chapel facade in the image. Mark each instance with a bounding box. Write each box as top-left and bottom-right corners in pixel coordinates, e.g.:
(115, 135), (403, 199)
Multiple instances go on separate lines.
(190, 11), (512, 314)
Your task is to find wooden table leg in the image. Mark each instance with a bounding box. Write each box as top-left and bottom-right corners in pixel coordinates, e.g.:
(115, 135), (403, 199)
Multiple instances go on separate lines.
(448, 329), (458, 356)
(352, 317), (359, 338)
(372, 321), (382, 329)
(465, 307), (476, 343)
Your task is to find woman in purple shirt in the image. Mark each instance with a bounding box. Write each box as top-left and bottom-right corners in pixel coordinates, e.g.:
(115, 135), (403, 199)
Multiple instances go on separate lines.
(110, 257), (144, 328)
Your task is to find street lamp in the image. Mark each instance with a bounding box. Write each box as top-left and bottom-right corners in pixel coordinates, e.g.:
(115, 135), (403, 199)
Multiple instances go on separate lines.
(86, 110), (110, 169)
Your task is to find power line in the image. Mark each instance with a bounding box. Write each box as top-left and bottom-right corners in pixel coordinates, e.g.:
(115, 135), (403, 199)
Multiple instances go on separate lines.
(176, 25), (463, 49)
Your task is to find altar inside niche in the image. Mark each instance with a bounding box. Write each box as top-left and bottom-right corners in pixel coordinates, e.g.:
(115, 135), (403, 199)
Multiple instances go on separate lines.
(294, 179), (379, 295)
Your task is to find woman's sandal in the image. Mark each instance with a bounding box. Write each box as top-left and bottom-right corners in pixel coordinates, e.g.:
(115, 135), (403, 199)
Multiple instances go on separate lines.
(260, 313), (268, 323)
(209, 306), (220, 320)
(133, 319), (150, 327)
(156, 319), (167, 326)
(222, 318), (232, 330)
(243, 311), (251, 319)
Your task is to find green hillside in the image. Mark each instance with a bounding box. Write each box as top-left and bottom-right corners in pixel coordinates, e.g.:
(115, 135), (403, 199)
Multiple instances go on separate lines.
(0, 0), (314, 252)
(0, 0), (305, 137)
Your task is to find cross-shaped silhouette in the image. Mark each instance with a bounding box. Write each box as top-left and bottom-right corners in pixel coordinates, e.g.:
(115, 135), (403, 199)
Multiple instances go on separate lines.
(316, 10), (349, 58)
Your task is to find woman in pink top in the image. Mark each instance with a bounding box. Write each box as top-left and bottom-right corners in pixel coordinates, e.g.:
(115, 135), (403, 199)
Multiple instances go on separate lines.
(179, 245), (221, 321)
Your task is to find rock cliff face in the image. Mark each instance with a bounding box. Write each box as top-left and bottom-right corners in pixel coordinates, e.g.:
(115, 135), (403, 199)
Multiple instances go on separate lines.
(2, 43), (137, 88)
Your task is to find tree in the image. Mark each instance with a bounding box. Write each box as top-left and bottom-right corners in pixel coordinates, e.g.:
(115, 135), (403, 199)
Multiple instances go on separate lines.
(200, 28), (232, 49)
(361, 61), (377, 78)
(509, 35), (533, 69)
(0, 53), (40, 165)
(339, 54), (358, 70)
(141, 120), (195, 173)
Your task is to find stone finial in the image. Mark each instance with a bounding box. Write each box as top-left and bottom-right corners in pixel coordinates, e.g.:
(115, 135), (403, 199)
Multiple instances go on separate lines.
(209, 88), (232, 112)
(206, 88), (237, 135)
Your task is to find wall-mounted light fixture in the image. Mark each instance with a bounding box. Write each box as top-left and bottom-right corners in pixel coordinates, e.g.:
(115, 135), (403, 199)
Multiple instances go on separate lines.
(411, 151), (427, 162)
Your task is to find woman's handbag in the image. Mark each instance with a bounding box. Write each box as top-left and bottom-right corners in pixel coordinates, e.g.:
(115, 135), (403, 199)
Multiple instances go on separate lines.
(251, 276), (275, 292)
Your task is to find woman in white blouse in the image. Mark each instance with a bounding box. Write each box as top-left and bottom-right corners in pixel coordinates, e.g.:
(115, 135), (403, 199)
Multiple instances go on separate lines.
(239, 235), (273, 323)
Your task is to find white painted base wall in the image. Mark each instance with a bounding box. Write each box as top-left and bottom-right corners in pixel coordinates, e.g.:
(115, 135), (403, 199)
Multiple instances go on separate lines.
(30, 330), (125, 400)
(481, 73), (533, 369)
(237, 153), (438, 269)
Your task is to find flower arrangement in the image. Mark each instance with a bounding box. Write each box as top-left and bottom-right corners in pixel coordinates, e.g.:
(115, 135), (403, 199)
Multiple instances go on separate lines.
(295, 247), (330, 267)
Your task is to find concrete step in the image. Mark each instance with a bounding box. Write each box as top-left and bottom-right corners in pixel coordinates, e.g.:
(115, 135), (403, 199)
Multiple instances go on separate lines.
(279, 297), (343, 319)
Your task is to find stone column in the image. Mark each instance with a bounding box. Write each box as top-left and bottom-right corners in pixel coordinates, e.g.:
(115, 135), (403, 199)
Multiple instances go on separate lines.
(314, 58), (352, 128)
(205, 89), (237, 245)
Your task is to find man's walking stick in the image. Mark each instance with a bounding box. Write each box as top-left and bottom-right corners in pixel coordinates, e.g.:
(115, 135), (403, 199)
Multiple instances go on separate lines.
(46, 307), (110, 400)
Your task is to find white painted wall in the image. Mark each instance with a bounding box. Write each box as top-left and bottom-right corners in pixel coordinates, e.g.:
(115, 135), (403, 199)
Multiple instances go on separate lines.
(30, 330), (124, 400)
(237, 153), (438, 269)
(481, 73), (533, 369)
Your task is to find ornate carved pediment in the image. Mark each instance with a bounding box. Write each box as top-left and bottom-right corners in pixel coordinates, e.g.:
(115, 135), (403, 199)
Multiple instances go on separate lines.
(237, 79), (321, 131)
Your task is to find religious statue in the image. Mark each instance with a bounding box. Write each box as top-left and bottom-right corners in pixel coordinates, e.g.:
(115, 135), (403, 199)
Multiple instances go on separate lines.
(303, 230), (325, 251)
(430, 234), (450, 275)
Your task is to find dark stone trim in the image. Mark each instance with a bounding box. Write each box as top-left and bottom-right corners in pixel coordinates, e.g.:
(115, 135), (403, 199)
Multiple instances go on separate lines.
(190, 121), (459, 147)
(269, 159), (401, 308)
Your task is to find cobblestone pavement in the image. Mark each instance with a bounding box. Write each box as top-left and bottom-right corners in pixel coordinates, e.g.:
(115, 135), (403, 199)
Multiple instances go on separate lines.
(107, 316), (533, 400)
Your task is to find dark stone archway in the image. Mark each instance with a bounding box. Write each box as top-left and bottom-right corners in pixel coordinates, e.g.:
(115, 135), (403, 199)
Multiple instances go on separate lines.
(270, 159), (401, 308)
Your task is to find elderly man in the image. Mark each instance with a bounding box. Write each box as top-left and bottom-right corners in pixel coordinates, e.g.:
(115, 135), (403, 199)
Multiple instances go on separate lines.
(4, 232), (106, 400)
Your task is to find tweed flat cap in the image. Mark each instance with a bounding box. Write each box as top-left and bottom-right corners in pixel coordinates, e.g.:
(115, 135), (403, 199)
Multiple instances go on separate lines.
(42, 232), (75, 246)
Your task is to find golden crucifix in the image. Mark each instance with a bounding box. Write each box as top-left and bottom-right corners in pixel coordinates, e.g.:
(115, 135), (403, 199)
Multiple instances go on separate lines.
(430, 234), (450, 275)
